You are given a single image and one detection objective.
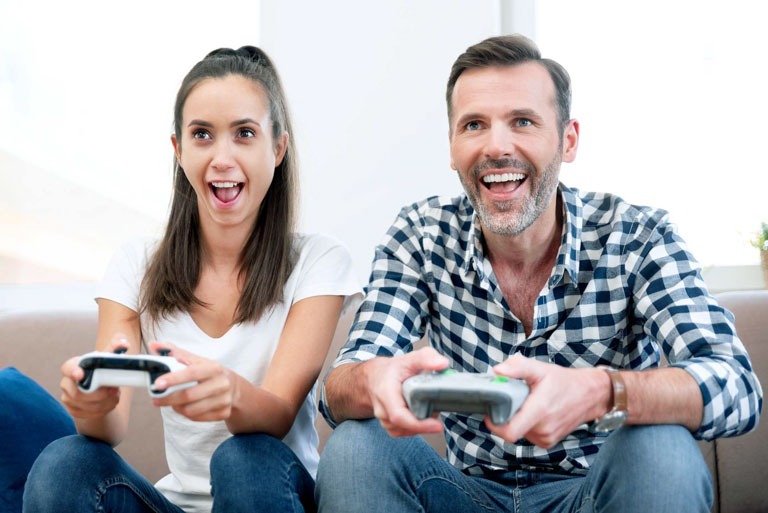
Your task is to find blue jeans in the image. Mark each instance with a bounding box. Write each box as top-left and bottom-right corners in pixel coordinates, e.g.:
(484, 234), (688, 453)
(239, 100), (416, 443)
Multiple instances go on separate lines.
(23, 433), (316, 512)
(316, 419), (712, 512)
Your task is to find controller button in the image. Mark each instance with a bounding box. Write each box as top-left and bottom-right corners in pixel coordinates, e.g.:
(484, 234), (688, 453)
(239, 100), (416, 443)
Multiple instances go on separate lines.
(492, 376), (509, 383)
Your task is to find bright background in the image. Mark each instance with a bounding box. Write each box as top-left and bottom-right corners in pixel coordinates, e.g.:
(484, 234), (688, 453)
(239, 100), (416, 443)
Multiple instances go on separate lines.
(1, 0), (765, 293)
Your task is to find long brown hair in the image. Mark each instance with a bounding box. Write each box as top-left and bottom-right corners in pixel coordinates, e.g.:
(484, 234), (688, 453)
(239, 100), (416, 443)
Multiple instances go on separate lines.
(140, 46), (298, 324)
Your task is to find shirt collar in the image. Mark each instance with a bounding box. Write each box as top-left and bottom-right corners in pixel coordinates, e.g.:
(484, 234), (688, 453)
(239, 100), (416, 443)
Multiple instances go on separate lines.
(461, 183), (583, 288)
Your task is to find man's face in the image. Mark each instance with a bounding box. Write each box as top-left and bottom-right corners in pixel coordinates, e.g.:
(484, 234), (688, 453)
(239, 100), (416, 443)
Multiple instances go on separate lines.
(449, 63), (577, 236)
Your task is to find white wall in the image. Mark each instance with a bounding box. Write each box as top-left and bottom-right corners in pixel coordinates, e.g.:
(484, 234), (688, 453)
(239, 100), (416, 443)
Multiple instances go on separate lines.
(260, 0), (502, 284)
(1, 0), (763, 290)
(535, 1), (768, 268)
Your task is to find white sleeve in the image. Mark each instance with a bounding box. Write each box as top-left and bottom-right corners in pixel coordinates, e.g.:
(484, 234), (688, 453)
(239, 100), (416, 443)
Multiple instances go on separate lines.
(95, 238), (155, 312)
(291, 234), (362, 307)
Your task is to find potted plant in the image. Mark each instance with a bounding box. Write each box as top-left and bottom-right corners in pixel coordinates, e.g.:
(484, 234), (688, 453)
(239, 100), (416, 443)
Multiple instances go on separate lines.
(750, 222), (768, 287)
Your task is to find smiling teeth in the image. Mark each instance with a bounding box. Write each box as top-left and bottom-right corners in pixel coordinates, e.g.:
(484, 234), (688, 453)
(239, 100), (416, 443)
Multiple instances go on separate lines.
(211, 182), (239, 188)
(482, 173), (525, 183)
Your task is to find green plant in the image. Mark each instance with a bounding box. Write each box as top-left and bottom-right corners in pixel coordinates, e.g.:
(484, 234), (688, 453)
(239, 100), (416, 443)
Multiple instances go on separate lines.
(750, 222), (768, 252)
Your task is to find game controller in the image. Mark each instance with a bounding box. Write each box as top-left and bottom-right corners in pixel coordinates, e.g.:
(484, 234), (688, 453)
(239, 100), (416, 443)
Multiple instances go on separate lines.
(78, 348), (197, 398)
(403, 370), (529, 425)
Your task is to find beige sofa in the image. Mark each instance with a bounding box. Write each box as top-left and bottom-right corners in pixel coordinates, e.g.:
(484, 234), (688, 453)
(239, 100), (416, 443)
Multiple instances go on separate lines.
(1, 288), (765, 512)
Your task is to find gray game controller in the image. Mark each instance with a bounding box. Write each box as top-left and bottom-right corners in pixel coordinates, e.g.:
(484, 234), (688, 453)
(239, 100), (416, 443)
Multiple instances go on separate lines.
(78, 348), (197, 398)
(403, 370), (529, 425)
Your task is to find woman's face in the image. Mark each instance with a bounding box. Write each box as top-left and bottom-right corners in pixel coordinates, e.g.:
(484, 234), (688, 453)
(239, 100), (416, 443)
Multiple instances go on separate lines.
(172, 74), (287, 236)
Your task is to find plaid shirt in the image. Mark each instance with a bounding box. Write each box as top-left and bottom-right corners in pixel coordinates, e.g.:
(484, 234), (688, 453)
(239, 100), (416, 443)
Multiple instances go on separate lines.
(320, 184), (762, 476)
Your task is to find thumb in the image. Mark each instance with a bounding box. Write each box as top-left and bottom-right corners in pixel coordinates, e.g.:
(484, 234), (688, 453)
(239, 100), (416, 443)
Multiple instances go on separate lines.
(148, 341), (188, 363)
(106, 332), (131, 353)
(493, 353), (544, 383)
(406, 346), (451, 373)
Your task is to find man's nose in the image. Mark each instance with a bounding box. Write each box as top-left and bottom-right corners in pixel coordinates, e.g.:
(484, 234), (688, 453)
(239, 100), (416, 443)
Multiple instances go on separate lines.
(483, 124), (516, 160)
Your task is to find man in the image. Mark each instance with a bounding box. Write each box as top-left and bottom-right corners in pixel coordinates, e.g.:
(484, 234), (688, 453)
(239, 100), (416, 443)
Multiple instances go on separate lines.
(315, 34), (762, 512)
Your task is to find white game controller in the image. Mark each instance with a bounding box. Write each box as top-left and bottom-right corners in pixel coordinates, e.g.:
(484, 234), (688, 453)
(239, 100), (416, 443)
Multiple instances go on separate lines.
(403, 370), (529, 425)
(78, 348), (197, 398)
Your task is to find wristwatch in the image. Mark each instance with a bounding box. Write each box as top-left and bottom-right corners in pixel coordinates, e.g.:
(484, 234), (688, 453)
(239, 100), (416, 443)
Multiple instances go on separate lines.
(593, 366), (628, 433)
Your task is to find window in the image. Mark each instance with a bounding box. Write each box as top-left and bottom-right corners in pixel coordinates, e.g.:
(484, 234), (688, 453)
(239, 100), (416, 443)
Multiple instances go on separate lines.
(534, 0), (767, 268)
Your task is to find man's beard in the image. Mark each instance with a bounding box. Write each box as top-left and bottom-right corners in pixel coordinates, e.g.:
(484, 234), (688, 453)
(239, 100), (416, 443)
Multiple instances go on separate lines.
(459, 154), (561, 236)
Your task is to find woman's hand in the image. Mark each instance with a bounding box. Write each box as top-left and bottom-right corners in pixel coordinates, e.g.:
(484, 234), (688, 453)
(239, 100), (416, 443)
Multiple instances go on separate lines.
(59, 335), (128, 419)
(148, 341), (237, 422)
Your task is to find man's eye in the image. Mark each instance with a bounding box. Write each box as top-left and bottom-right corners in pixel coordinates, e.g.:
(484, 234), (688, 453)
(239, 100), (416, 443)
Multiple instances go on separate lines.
(192, 129), (211, 139)
(516, 119), (533, 127)
(465, 121), (481, 131)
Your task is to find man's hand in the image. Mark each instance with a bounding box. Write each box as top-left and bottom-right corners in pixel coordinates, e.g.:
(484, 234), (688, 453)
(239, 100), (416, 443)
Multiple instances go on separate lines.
(486, 354), (611, 448)
(360, 347), (450, 437)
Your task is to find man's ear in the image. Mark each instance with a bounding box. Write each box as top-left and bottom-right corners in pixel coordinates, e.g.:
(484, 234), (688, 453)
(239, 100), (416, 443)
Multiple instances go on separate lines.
(561, 119), (579, 163)
(449, 129), (457, 171)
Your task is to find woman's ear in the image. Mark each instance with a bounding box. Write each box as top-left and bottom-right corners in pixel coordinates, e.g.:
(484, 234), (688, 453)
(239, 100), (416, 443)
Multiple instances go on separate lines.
(274, 132), (289, 167)
(171, 134), (181, 163)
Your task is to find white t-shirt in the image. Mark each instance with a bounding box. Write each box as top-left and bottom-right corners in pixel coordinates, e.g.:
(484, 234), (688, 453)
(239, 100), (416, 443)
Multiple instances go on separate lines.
(97, 233), (361, 513)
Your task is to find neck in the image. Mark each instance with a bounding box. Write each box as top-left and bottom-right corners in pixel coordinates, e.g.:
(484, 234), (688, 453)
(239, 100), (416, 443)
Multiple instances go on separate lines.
(482, 196), (562, 273)
(198, 219), (251, 273)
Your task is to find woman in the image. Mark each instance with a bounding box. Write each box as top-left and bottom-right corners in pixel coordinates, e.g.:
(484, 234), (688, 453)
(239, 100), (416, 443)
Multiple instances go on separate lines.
(24, 46), (359, 513)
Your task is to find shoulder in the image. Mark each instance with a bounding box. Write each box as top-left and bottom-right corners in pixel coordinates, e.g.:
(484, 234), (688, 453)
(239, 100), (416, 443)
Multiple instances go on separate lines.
(565, 185), (673, 240)
(114, 236), (159, 262)
(389, 194), (473, 237)
(105, 236), (159, 274)
(292, 232), (351, 259)
(397, 194), (471, 222)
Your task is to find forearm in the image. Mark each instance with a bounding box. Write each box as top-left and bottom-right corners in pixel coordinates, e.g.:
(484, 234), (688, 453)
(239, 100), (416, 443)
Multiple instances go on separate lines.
(225, 372), (295, 437)
(324, 360), (378, 423)
(74, 393), (132, 446)
(623, 367), (703, 431)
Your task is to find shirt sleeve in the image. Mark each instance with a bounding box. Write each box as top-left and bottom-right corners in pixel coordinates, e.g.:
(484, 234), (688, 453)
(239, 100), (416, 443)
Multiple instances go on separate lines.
(318, 207), (432, 426)
(291, 233), (362, 306)
(629, 214), (763, 440)
(95, 238), (154, 312)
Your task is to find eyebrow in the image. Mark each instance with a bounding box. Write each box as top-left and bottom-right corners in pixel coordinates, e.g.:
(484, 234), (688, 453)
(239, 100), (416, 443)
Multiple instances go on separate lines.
(186, 118), (261, 128)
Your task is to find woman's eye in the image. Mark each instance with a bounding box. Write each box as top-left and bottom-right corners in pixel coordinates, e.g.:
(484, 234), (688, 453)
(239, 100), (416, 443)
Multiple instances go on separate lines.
(238, 128), (255, 138)
(192, 129), (211, 140)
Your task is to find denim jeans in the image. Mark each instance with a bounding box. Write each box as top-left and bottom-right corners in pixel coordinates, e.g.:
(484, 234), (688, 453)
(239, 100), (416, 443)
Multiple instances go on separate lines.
(23, 433), (316, 513)
(316, 419), (713, 513)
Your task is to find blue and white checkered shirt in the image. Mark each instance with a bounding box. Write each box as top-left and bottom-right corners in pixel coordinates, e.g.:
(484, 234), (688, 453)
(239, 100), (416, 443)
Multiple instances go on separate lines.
(320, 184), (762, 476)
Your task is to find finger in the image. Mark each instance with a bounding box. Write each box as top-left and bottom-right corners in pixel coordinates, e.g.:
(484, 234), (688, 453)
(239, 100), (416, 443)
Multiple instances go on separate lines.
(405, 347), (451, 373)
(62, 356), (85, 382)
(493, 353), (544, 381)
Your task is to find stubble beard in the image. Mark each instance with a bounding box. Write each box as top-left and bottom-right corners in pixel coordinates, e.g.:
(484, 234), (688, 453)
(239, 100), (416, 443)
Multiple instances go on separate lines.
(459, 155), (561, 236)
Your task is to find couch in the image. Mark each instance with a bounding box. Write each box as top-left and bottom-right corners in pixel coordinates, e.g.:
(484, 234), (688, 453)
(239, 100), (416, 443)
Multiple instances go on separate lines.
(1, 288), (765, 512)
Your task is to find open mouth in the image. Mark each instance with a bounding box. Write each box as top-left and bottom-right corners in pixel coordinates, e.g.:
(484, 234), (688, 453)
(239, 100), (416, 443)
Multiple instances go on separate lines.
(481, 172), (526, 192)
(210, 181), (244, 203)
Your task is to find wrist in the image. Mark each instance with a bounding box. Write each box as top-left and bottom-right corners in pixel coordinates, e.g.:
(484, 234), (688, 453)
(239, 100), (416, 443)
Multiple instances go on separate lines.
(593, 366), (628, 432)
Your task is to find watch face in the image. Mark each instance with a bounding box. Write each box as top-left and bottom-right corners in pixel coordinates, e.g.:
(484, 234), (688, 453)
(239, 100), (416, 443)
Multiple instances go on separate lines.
(595, 411), (628, 433)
